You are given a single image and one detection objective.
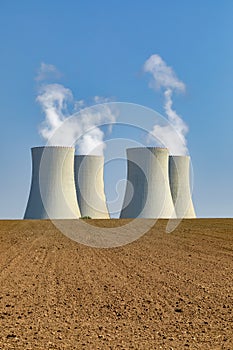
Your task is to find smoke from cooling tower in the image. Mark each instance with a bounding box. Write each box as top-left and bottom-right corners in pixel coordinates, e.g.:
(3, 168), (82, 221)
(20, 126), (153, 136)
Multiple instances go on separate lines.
(36, 60), (189, 155)
(36, 64), (116, 155)
(35, 62), (62, 82)
(143, 54), (188, 155)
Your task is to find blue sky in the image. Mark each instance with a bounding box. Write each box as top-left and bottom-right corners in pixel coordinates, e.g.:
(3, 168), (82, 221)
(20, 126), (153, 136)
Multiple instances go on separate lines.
(0, 0), (232, 218)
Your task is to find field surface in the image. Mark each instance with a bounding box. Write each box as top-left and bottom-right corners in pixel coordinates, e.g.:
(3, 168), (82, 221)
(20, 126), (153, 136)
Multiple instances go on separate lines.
(0, 219), (232, 349)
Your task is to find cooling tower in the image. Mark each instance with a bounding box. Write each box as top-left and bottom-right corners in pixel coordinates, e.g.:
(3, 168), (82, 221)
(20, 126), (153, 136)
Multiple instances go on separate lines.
(169, 156), (196, 218)
(120, 147), (175, 218)
(24, 146), (81, 219)
(74, 155), (109, 219)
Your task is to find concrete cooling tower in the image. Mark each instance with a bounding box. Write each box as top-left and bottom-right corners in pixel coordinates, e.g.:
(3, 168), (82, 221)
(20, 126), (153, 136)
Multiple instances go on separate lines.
(24, 146), (81, 219)
(120, 147), (175, 218)
(169, 156), (196, 218)
(74, 155), (109, 219)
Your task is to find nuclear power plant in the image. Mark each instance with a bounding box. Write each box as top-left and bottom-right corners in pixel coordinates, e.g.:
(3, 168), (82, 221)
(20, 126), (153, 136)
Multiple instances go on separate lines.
(24, 146), (196, 220)
(24, 147), (81, 219)
(120, 147), (176, 218)
(169, 155), (196, 218)
(74, 155), (109, 219)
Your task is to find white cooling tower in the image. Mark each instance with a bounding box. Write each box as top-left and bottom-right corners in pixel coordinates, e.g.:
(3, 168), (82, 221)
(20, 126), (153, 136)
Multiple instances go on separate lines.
(120, 147), (175, 218)
(169, 155), (196, 218)
(24, 146), (81, 219)
(74, 155), (109, 219)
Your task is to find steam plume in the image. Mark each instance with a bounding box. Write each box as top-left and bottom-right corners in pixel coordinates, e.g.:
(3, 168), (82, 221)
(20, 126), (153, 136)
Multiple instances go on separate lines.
(36, 66), (116, 155)
(143, 54), (188, 155)
(35, 62), (62, 81)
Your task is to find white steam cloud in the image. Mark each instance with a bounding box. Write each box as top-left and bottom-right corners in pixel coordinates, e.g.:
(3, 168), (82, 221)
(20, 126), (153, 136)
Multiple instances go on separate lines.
(144, 54), (188, 155)
(37, 84), (72, 139)
(36, 65), (116, 155)
(35, 62), (62, 81)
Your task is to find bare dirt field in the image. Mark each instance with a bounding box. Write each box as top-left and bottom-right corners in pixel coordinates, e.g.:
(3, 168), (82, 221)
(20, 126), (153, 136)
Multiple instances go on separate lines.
(0, 219), (232, 349)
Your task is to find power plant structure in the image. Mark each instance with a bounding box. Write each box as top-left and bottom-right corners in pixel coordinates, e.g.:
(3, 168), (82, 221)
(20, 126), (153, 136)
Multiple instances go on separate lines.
(120, 147), (176, 218)
(24, 146), (81, 219)
(24, 146), (196, 220)
(169, 155), (196, 218)
(74, 155), (109, 219)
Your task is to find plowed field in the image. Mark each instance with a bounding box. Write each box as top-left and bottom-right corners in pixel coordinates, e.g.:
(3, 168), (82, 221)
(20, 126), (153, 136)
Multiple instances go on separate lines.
(0, 219), (232, 349)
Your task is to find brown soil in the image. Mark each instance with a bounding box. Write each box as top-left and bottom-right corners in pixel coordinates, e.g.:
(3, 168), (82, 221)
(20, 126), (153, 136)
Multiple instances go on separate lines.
(0, 219), (232, 349)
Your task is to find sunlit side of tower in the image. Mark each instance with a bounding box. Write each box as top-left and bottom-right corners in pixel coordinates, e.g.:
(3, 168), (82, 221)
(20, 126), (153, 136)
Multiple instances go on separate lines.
(74, 155), (109, 219)
(169, 155), (196, 218)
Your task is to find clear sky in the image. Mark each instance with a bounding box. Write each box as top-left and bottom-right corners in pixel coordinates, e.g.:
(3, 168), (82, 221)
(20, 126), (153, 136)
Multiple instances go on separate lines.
(0, 0), (232, 218)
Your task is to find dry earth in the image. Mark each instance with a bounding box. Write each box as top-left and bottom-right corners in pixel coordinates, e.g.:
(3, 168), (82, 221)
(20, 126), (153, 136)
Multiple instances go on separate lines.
(0, 219), (232, 349)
